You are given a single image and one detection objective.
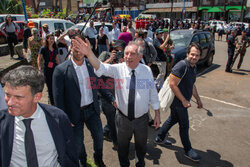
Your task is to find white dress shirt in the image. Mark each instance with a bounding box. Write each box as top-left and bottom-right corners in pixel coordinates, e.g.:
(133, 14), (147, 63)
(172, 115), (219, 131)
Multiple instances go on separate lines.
(111, 27), (120, 41)
(103, 26), (109, 36)
(10, 104), (60, 167)
(95, 62), (160, 118)
(84, 27), (97, 39)
(71, 58), (93, 107)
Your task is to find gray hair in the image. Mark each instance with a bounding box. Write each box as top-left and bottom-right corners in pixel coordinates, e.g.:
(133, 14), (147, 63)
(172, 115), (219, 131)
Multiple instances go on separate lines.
(31, 28), (38, 35)
(126, 41), (143, 56)
(1, 65), (45, 96)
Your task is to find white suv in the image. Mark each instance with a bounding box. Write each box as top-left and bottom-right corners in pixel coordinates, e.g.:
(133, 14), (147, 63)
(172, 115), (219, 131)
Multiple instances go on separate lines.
(29, 18), (75, 36)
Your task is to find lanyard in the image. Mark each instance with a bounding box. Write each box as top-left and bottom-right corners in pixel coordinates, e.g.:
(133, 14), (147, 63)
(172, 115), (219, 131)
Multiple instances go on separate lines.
(49, 49), (53, 61)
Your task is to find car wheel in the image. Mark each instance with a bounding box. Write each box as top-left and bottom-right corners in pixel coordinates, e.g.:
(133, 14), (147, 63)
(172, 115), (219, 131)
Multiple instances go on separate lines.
(205, 52), (214, 67)
(0, 36), (6, 44)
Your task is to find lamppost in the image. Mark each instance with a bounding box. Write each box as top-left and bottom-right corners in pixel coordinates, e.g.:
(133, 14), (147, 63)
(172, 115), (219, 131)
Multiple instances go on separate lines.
(21, 0), (28, 21)
(182, 0), (186, 21)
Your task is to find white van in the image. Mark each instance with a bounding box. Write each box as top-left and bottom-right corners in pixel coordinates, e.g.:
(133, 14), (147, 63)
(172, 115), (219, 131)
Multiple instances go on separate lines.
(70, 22), (113, 42)
(29, 18), (75, 36)
(0, 14), (25, 23)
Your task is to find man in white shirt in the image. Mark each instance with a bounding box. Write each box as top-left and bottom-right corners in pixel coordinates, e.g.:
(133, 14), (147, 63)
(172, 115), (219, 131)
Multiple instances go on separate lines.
(72, 37), (161, 167)
(84, 20), (97, 54)
(101, 22), (109, 36)
(0, 66), (78, 167)
(111, 22), (120, 41)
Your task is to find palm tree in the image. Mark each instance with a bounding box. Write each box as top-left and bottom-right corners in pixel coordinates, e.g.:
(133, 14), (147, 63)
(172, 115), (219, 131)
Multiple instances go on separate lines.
(66, 0), (71, 16)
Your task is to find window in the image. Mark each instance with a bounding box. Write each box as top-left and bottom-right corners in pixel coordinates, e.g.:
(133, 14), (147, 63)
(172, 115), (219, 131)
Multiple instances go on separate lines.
(66, 23), (74, 29)
(205, 33), (211, 42)
(191, 35), (199, 44)
(54, 23), (64, 32)
(199, 34), (207, 45)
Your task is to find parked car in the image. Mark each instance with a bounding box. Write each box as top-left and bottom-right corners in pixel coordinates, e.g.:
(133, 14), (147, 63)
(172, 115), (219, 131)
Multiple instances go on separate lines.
(70, 22), (113, 42)
(170, 29), (215, 66)
(0, 14), (25, 23)
(29, 18), (75, 37)
(208, 20), (228, 32)
(230, 22), (249, 30)
(0, 21), (25, 44)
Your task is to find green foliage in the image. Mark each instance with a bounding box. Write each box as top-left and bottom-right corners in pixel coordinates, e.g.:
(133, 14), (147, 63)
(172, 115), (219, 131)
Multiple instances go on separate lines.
(54, 8), (72, 19)
(0, 0), (23, 14)
(31, 14), (39, 18)
(87, 158), (97, 167)
(40, 8), (51, 18)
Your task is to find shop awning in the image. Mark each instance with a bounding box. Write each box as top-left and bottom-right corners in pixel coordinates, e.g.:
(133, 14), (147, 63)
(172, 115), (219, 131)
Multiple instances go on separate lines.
(226, 6), (246, 11)
(144, 7), (197, 13)
(198, 7), (212, 11)
(208, 7), (224, 13)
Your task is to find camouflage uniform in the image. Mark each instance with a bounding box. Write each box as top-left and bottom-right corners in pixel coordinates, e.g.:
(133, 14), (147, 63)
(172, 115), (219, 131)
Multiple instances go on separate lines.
(231, 36), (250, 69)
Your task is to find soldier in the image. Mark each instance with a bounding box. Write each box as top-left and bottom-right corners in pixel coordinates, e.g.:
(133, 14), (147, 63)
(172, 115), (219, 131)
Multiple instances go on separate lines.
(225, 29), (237, 73)
(231, 30), (250, 69)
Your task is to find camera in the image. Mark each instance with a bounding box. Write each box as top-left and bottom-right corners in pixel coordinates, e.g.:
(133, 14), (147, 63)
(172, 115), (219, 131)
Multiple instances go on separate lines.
(114, 50), (124, 63)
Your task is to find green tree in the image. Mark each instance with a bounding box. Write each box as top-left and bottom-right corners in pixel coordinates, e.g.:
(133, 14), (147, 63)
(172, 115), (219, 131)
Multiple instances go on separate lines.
(0, 0), (23, 14)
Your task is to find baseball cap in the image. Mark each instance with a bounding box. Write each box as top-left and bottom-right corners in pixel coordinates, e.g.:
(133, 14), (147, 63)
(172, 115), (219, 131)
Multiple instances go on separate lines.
(163, 28), (168, 32)
(156, 29), (164, 34)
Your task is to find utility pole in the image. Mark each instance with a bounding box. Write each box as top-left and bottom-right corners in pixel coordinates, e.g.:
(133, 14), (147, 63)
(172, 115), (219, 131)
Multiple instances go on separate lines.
(240, 0), (245, 22)
(21, 0), (28, 21)
(182, 0), (185, 21)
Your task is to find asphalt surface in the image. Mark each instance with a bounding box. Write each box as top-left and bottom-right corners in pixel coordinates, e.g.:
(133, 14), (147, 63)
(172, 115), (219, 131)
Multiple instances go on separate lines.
(1, 34), (249, 166)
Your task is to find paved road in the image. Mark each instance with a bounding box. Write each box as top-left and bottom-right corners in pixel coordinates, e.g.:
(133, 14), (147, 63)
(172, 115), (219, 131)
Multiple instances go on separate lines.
(1, 36), (249, 166)
(84, 38), (250, 167)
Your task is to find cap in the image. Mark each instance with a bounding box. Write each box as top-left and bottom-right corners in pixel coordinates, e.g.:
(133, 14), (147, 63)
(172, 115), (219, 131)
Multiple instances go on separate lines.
(163, 28), (168, 32)
(113, 40), (126, 49)
(28, 21), (35, 28)
(156, 29), (164, 34)
(42, 24), (48, 28)
(142, 29), (148, 33)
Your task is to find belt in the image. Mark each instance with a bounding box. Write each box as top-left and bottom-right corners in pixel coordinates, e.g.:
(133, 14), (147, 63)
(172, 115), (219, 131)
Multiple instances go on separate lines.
(118, 109), (147, 120)
(80, 103), (93, 110)
(118, 109), (128, 118)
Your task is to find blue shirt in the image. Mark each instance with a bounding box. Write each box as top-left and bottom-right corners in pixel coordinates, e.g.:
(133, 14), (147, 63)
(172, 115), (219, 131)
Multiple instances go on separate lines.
(171, 59), (196, 107)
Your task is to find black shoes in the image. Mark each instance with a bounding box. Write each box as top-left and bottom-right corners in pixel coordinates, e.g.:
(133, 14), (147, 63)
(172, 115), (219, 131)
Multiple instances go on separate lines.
(225, 69), (232, 73)
(154, 136), (172, 146)
(184, 149), (201, 162)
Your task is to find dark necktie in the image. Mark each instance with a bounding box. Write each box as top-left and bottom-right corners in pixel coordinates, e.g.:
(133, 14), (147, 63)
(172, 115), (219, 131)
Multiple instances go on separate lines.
(128, 70), (136, 121)
(22, 119), (39, 167)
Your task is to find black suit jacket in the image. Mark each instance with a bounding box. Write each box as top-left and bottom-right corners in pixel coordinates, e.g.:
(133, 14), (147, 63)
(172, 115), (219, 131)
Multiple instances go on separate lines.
(53, 58), (113, 124)
(0, 103), (79, 167)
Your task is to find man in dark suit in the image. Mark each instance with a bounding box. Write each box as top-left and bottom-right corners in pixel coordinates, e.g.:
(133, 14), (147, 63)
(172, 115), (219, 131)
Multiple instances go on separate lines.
(0, 65), (78, 167)
(53, 36), (114, 167)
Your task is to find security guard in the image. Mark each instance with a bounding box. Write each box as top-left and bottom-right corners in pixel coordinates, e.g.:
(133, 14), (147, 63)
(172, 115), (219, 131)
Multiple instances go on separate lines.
(226, 29), (237, 73)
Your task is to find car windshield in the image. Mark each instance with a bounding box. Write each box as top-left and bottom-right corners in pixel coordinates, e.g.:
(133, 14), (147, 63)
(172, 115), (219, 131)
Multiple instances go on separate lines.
(170, 31), (192, 47)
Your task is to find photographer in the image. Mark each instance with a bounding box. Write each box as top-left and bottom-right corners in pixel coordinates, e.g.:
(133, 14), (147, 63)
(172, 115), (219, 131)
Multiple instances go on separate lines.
(98, 40), (126, 149)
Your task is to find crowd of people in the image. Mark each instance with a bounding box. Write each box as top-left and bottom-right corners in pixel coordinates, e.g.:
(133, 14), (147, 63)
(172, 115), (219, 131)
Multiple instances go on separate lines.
(0, 13), (250, 167)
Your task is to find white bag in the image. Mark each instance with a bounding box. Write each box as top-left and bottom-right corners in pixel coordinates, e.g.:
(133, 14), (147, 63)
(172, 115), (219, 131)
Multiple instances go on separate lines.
(158, 66), (187, 112)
